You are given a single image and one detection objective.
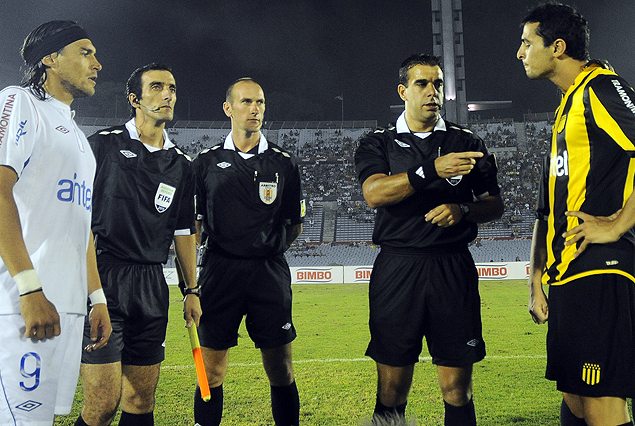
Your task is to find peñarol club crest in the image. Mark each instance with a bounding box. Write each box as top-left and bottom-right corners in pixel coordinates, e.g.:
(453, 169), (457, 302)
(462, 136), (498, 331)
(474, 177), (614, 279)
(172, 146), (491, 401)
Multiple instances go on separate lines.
(259, 182), (277, 204)
(155, 183), (176, 213)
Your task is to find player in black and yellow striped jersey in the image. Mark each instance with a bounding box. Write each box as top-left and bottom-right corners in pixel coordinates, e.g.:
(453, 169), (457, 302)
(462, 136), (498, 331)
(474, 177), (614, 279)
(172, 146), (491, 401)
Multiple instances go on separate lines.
(538, 61), (635, 286)
(519, 3), (635, 426)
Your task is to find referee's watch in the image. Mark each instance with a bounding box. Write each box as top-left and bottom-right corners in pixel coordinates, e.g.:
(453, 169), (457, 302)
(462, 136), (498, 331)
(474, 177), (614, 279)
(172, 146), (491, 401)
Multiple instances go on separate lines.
(459, 203), (471, 220)
(183, 286), (201, 297)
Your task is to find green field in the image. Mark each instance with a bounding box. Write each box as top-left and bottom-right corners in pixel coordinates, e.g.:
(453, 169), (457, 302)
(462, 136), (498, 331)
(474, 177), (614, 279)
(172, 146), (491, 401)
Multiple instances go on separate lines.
(55, 280), (565, 425)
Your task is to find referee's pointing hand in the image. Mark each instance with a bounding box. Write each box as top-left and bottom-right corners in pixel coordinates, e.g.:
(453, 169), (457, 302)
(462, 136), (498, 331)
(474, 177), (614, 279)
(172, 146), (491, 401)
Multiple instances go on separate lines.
(434, 151), (483, 179)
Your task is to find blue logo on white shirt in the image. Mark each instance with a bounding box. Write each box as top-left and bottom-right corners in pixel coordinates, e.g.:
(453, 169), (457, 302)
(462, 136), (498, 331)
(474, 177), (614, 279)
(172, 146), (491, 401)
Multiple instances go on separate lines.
(15, 120), (27, 145)
(57, 173), (92, 211)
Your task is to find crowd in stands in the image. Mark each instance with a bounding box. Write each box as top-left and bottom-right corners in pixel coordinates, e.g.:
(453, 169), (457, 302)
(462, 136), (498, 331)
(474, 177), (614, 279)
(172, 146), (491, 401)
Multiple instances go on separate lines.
(286, 242), (380, 266)
(283, 238), (532, 266)
(470, 120), (518, 148)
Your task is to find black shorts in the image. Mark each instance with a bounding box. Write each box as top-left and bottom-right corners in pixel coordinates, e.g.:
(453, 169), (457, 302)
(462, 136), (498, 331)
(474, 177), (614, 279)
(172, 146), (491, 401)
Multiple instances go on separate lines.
(198, 252), (296, 350)
(81, 260), (169, 366)
(366, 246), (485, 367)
(546, 274), (635, 398)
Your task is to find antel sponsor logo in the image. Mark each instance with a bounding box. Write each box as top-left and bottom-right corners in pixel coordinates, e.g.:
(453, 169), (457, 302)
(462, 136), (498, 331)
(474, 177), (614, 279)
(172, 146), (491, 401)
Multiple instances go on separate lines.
(57, 173), (92, 211)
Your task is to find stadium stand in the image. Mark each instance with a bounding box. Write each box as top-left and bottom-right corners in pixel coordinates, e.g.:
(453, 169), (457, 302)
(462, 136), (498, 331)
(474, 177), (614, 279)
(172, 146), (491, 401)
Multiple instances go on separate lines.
(300, 204), (324, 243)
(285, 242), (380, 267)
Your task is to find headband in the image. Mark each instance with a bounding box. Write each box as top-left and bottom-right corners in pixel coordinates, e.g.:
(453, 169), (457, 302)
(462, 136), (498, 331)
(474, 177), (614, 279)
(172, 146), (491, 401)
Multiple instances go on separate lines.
(23, 25), (90, 66)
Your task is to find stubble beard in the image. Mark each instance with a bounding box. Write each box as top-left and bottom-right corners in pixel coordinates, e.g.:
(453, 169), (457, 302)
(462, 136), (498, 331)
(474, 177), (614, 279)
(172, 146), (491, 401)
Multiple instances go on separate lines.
(61, 79), (93, 99)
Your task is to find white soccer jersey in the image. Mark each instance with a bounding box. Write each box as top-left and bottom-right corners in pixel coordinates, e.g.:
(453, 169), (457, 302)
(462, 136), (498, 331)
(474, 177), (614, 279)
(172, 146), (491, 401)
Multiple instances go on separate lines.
(0, 86), (95, 315)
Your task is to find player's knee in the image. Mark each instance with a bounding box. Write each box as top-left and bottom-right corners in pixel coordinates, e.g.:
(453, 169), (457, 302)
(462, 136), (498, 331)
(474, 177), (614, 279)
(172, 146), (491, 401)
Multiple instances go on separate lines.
(83, 403), (119, 426)
(378, 379), (411, 405)
(121, 391), (156, 414)
(264, 362), (294, 386)
(206, 364), (228, 387)
(440, 381), (472, 407)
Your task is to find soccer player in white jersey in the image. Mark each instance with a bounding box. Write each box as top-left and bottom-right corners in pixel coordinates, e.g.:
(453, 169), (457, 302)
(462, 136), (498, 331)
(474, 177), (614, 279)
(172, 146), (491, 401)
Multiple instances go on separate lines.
(0, 20), (111, 426)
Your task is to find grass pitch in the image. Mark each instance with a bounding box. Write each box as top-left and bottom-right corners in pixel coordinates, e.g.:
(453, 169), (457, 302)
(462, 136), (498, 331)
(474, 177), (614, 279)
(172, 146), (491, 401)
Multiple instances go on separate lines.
(55, 280), (565, 425)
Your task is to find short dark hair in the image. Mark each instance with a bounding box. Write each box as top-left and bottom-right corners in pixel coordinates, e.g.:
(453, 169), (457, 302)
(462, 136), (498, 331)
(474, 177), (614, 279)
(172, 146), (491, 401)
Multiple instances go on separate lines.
(125, 63), (172, 117)
(521, 2), (589, 62)
(20, 20), (81, 100)
(399, 54), (442, 87)
(225, 77), (260, 104)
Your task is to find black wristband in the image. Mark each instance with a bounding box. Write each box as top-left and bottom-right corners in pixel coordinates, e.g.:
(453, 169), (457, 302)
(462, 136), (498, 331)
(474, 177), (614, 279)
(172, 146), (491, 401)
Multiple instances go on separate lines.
(459, 203), (471, 220)
(20, 288), (43, 297)
(407, 159), (439, 192)
(183, 286), (200, 297)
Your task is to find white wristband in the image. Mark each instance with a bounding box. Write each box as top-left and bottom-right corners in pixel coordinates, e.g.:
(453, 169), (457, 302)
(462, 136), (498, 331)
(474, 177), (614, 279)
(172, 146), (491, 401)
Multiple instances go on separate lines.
(13, 269), (42, 296)
(89, 288), (107, 306)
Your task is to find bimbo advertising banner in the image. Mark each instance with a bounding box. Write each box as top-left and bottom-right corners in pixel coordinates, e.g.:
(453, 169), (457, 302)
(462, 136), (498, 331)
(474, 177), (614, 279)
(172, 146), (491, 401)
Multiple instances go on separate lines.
(164, 262), (531, 285)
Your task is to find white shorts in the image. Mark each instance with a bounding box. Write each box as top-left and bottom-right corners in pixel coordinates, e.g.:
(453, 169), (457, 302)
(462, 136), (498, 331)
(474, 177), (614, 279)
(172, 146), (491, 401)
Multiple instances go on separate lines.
(0, 313), (84, 426)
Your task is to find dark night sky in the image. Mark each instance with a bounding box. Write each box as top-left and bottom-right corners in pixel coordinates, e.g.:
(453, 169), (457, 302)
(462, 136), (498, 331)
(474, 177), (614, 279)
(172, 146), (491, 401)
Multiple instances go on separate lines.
(1, 0), (633, 124)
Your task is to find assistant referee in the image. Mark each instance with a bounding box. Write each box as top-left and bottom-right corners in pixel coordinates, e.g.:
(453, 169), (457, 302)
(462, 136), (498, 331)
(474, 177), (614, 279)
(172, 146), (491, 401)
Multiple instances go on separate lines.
(355, 54), (503, 425)
(192, 78), (305, 426)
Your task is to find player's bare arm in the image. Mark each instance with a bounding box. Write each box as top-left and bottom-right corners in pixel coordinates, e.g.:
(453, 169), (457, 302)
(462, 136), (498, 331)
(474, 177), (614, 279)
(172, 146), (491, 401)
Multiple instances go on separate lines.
(528, 219), (548, 324)
(286, 223), (303, 246)
(85, 231), (111, 352)
(425, 195), (503, 228)
(0, 166), (61, 339)
(175, 234), (202, 328)
(563, 194), (633, 257)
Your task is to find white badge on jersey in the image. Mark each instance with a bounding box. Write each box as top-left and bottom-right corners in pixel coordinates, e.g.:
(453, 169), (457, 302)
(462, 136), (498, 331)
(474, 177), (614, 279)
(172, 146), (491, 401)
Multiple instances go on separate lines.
(259, 182), (278, 205)
(155, 183), (176, 213)
(446, 175), (463, 186)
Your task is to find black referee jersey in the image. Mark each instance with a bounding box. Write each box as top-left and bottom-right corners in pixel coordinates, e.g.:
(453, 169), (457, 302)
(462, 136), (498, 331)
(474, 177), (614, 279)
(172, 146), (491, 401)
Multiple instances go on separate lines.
(536, 62), (635, 285)
(89, 125), (196, 264)
(355, 121), (500, 249)
(193, 140), (304, 259)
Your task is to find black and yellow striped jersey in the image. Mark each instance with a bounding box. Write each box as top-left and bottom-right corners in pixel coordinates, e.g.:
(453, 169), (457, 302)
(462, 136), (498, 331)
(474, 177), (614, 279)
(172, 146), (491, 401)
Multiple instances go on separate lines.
(536, 62), (635, 285)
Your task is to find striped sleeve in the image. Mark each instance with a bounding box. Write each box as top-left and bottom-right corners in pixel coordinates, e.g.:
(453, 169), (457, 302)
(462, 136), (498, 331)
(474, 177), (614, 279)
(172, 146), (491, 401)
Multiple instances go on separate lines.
(587, 74), (635, 153)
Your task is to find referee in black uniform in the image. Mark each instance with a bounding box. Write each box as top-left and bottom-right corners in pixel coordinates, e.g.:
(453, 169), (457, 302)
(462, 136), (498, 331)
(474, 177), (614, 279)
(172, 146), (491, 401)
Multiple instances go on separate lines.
(192, 78), (304, 426)
(76, 63), (200, 426)
(355, 54), (503, 425)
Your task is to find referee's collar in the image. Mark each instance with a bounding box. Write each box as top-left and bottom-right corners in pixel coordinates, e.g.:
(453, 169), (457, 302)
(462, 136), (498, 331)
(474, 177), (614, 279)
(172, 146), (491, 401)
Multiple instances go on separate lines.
(224, 132), (268, 159)
(125, 119), (175, 152)
(396, 111), (446, 139)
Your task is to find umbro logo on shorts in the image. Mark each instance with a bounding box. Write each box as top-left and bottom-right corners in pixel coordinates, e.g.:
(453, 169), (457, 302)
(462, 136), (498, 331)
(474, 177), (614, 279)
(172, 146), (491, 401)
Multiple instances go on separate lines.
(282, 323), (292, 330)
(55, 125), (69, 134)
(217, 162), (231, 169)
(466, 339), (479, 347)
(15, 400), (42, 412)
(120, 150), (137, 158)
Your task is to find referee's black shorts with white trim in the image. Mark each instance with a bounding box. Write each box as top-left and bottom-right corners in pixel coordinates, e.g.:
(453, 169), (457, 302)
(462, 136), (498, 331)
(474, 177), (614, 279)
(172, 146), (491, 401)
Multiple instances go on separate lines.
(81, 257), (169, 366)
(366, 245), (485, 367)
(198, 250), (296, 350)
(546, 273), (635, 398)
